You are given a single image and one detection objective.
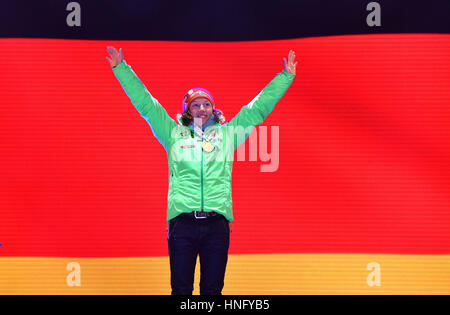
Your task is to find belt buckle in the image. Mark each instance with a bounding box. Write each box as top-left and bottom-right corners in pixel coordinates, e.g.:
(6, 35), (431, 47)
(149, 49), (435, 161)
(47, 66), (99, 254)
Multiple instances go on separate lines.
(194, 211), (207, 219)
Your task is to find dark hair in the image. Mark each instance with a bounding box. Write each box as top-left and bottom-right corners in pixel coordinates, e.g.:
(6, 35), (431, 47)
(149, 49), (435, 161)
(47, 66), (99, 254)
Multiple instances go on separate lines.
(177, 108), (226, 126)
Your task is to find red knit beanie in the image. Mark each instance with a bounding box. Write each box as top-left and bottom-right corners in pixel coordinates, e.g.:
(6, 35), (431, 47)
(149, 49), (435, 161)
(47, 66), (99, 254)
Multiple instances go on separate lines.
(182, 88), (215, 112)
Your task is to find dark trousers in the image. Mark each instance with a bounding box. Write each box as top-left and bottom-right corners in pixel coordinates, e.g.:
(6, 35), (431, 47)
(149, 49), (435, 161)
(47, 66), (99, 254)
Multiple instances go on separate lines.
(167, 214), (230, 295)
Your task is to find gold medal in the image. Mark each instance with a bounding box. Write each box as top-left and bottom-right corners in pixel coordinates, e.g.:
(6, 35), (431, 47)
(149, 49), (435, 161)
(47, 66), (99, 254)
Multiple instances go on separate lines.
(202, 140), (214, 152)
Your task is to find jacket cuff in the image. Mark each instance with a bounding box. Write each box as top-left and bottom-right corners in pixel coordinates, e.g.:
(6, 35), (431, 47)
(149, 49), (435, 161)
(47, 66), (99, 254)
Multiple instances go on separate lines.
(112, 60), (128, 73)
(282, 68), (296, 77)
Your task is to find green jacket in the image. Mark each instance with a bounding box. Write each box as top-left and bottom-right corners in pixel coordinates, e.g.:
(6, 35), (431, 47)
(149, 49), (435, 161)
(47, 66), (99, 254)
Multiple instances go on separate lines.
(112, 61), (295, 223)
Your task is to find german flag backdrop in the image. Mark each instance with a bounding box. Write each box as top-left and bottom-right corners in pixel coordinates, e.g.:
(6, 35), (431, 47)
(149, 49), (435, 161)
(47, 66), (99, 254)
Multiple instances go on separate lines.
(1, 0), (449, 294)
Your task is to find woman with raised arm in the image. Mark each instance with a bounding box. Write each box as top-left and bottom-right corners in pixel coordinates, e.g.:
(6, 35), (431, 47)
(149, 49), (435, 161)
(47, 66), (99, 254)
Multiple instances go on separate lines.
(106, 46), (297, 295)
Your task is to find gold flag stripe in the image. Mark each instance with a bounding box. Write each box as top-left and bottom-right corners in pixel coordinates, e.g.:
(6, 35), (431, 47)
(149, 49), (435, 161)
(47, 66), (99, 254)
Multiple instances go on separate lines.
(0, 254), (449, 294)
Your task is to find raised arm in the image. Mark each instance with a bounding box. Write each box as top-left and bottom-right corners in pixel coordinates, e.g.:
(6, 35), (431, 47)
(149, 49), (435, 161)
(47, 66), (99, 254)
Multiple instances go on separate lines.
(227, 50), (297, 150)
(106, 46), (176, 152)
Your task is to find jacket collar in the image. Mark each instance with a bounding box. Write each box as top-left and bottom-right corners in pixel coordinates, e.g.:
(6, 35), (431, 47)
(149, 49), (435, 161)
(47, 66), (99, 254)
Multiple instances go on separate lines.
(176, 115), (220, 138)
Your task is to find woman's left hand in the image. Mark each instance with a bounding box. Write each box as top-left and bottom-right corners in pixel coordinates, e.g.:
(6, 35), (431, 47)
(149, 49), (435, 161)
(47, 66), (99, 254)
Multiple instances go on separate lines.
(283, 50), (298, 75)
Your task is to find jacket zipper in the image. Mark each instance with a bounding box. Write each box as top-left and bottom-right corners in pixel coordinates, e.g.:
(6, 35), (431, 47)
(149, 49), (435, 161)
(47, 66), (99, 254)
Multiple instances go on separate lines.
(196, 125), (215, 212)
(200, 126), (216, 211)
(200, 136), (204, 211)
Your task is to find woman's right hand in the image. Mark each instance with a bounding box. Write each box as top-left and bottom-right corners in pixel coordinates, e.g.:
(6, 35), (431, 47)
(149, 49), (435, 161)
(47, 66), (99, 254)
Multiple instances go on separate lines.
(106, 46), (124, 68)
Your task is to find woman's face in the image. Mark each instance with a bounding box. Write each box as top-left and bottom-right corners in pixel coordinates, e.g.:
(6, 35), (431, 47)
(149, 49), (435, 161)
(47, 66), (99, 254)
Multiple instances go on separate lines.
(189, 97), (213, 126)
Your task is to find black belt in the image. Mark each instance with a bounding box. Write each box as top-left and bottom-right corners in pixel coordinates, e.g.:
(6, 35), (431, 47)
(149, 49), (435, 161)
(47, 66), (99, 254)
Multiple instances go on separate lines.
(175, 211), (219, 221)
